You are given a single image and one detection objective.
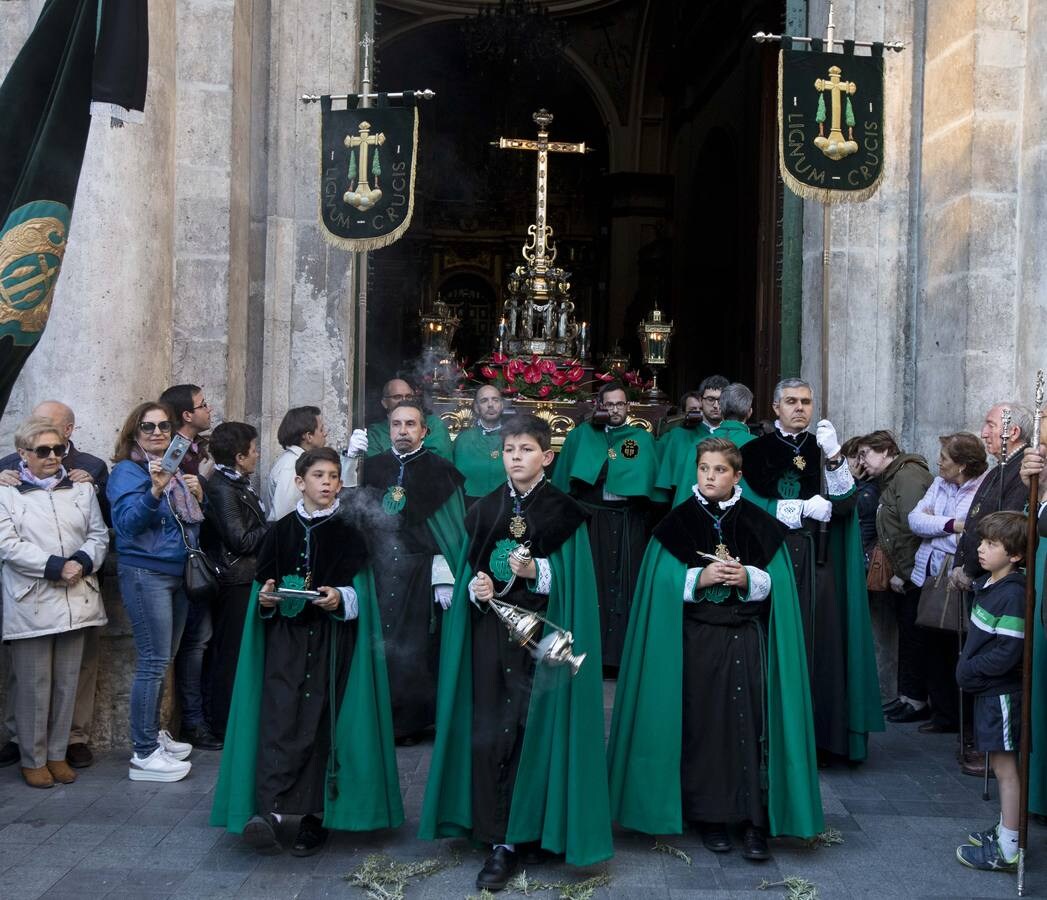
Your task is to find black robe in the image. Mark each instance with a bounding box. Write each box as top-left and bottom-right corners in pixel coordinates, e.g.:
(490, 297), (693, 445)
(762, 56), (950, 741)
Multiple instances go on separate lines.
(571, 468), (652, 669)
(741, 431), (857, 757)
(465, 479), (588, 844)
(252, 509), (367, 815)
(655, 494), (787, 826)
(358, 447), (464, 739)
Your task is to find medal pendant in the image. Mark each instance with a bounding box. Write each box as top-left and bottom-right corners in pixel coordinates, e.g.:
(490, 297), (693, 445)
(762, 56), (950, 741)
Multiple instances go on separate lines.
(509, 514), (527, 539)
(382, 484), (407, 515)
(714, 542), (732, 561)
(607, 448), (618, 460)
(793, 454), (807, 471)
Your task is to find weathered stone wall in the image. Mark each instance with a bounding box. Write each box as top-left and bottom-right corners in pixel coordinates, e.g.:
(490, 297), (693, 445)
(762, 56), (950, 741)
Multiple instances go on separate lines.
(800, 0), (917, 450)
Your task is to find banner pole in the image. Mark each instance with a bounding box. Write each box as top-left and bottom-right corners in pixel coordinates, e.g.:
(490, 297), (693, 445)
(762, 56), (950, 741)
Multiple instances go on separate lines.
(820, 0), (835, 417)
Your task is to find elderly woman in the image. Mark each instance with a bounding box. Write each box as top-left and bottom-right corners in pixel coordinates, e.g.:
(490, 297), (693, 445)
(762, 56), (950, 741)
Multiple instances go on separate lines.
(452, 385), (507, 507)
(107, 401), (204, 784)
(906, 432), (988, 734)
(0, 417), (108, 789)
(858, 430), (934, 725)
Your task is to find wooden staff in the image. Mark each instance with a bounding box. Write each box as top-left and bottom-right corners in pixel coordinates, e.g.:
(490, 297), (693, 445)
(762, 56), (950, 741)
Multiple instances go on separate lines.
(1018, 371), (1045, 895)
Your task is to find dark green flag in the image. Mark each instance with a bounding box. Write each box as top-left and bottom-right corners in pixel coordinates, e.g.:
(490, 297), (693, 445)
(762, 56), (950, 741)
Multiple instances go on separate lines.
(0, 0), (148, 418)
(777, 45), (885, 203)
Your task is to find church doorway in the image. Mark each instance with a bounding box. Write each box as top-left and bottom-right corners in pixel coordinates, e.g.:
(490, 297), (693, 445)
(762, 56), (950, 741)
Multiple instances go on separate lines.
(368, 0), (791, 411)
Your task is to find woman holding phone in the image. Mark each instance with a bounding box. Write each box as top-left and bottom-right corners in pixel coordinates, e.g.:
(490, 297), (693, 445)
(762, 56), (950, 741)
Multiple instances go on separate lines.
(107, 401), (205, 783)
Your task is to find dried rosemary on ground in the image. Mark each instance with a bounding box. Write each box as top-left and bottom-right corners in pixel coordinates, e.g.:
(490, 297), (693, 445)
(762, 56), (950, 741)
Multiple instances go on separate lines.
(345, 852), (453, 900)
(807, 827), (844, 848)
(504, 870), (611, 900)
(651, 840), (692, 866)
(758, 876), (818, 900)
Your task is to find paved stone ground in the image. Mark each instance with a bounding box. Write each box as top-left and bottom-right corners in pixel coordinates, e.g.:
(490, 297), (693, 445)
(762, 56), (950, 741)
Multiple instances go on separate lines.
(1, 684), (1046, 900)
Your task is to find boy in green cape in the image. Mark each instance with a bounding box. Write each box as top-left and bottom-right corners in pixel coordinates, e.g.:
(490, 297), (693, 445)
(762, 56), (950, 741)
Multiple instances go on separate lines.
(420, 415), (612, 891)
(210, 448), (403, 855)
(609, 438), (822, 858)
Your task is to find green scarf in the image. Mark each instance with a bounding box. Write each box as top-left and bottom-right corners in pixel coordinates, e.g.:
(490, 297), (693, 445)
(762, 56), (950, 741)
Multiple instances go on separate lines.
(552, 422), (667, 502)
(453, 426), (505, 499)
(607, 539), (823, 837)
(418, 526), (613, 865)
(656, 419), (755, 507)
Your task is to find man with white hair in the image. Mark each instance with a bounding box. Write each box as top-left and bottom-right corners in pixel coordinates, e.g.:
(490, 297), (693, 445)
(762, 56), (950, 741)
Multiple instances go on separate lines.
(0, 400), (109, 770)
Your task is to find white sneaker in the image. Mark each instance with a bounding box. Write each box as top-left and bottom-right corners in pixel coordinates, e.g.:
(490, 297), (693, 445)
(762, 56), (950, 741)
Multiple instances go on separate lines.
(157, 728), (192, 761)
(129, 745), (192, 782)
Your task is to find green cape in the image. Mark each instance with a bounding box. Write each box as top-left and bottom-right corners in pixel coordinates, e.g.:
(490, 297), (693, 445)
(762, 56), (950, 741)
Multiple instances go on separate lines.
(209, 493), (466, 833)
(551, 422), (668, 502)
(209, 570), (404, 832)
(742, 485), (884, 760)
(452, 427), (505, 499)
(1029, 541), (1047, 813)
(656, 420), (755, 507)
(418, 526), (614, 865)
(366, 414), (453, 461)
(607, 538), (823, 837)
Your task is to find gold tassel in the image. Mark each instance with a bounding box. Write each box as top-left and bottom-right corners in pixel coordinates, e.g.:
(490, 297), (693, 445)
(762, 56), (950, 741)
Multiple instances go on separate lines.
(318, 106), (420, 251)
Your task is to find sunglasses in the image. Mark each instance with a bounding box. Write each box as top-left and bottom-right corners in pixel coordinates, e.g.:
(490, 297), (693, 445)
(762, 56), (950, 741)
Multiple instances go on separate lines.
(29, 444), (67, 459)
(139, 421), (173, 434)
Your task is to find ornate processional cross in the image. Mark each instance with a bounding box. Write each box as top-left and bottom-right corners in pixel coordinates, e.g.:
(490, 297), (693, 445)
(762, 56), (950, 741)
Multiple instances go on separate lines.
(492, 109), (588, 269)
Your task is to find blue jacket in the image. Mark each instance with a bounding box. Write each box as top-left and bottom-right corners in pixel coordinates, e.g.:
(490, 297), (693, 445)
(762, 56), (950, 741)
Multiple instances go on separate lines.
(107, 460), (199, 576)
(956, 571), (1025, 697)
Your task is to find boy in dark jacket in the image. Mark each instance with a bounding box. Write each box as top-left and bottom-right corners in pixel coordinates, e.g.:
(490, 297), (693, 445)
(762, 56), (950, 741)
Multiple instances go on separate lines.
(955, 511), (1027, 872)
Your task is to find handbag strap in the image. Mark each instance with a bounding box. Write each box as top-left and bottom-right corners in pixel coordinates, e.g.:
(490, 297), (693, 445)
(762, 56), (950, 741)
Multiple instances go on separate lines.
(172, 512), (198, 553)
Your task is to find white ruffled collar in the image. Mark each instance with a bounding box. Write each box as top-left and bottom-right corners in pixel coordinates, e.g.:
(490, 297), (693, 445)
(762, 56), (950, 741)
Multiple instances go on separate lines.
(391, 444), (426, 462)
(692, 483), (743, 509)
(296, 498), (340, 520)
(774, 419), (807, 438)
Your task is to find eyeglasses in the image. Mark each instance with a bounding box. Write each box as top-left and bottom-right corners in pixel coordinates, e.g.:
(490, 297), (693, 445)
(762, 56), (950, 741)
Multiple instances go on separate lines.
(702, 395), (721, 404)
(29, 444), (67, 459)
(139, 421), (173, 434)
(602, 401), (628, 410)
(384, 393), (415, 402)
(192, 401), (210, 411)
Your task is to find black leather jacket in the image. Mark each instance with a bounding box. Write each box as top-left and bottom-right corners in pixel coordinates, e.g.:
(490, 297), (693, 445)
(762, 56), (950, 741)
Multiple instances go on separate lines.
(202, 468), (268, 586)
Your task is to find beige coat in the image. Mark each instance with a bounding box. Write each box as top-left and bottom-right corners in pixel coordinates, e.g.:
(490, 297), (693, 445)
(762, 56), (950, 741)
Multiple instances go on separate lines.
(0, 482), (109, 640)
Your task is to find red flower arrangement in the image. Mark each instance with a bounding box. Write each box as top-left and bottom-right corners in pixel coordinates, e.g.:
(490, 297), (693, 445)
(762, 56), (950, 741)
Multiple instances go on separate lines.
(594, 365), (653, 401)
(478, 353), (589, 400)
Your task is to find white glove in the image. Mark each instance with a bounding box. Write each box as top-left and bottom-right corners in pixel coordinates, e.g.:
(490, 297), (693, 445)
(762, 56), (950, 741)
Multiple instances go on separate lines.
(802, 494), (833, 522)
(434, 585), (453, 610)
(347, 428), (369, 458)
(815, 419), (841, 459)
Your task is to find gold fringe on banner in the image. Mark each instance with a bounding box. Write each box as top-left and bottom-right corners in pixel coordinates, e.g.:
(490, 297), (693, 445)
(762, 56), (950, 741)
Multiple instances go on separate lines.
(776, 51), (885, 205)
(318, 105), (420, 252)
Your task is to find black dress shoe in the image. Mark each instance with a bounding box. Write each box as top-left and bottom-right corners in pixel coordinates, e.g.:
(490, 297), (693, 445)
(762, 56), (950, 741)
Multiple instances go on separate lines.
(476, 846), (518, 892)
(0, 741), (19, 768)
(741, 826), (770, 861)
(65, 742), (93, 768)
(291, 814), (328, 857)
(180, 723), (224, 751)
(882, 698), (905, 715)
(886, 702), (931, 723)
(243, 813), (280, 853)
(918, 720), (958, 734)
(700, 823), (732, 853)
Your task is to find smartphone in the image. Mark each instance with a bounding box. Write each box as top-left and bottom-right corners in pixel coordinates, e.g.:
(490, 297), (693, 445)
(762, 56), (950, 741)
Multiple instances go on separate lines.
(159, 433), (192, 473)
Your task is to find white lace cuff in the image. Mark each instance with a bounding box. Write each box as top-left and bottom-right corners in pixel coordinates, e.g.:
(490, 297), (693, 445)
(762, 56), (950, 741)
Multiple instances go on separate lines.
(528, 557), (552, 595)
(602, 487), (627, 501)
(335, 587), (359, 620)
(431, 554), (455, 587)
(824, 461), (855, 497)
(776, 499), (804, 529)
(742, 567), (771, 602)
(683, 566), (703, 602)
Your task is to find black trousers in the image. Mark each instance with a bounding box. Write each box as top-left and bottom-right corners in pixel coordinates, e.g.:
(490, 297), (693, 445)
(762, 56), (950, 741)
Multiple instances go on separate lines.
(895, 585), (929, 702)
(924, 625), (961, 728)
